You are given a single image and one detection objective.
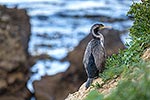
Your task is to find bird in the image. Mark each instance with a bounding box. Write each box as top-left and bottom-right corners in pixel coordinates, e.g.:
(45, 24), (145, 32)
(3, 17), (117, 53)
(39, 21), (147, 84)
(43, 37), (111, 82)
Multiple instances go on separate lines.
(83, 23), (110, 89)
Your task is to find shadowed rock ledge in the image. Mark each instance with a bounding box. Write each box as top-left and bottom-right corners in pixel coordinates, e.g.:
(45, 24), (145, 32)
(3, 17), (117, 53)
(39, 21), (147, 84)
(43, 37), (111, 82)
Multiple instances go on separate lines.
(33, 29), (125, 100)
(0, 5), (31, 100)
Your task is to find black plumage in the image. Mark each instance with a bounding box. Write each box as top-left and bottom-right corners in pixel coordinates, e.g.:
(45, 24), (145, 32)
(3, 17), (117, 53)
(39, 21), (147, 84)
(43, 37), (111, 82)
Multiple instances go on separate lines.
(83, 24), (107, 88)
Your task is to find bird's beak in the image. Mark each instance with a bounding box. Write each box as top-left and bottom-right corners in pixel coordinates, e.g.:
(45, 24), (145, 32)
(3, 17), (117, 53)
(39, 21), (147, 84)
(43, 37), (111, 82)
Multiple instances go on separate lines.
(99, 26), (112, 29)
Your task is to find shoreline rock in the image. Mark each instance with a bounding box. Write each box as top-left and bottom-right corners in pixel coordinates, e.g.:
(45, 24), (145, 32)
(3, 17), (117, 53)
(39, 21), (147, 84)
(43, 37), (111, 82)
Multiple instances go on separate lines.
(0, 5), (32, 100)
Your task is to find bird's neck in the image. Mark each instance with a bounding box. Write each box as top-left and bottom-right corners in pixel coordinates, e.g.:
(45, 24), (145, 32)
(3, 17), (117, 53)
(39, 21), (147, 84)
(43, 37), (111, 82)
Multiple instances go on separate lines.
(92, 35), (105, 48)
(92, 35), (100, 40)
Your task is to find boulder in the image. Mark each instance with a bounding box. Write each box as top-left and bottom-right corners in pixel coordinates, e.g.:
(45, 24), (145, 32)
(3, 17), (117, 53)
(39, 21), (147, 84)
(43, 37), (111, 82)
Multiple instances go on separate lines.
(0, 5), (31, 100)
(34, 29), (125, 100)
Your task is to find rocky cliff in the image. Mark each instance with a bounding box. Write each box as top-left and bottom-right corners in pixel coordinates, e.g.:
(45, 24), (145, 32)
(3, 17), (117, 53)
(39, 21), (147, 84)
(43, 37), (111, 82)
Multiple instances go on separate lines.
(0, 5), (31, 100)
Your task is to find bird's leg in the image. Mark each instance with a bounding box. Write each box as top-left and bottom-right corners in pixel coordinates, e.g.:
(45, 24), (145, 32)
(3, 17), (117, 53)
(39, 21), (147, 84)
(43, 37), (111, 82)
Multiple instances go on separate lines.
(94, 70), (99, 79)
(85, 78), (93, 89)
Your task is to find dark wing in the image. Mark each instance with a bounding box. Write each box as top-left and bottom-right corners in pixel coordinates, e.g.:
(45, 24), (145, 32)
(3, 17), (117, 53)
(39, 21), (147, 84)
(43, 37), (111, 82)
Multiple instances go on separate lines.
(86, 53), (99, 78)
(91, 43), (106, 71)
(83, 42), (92, 68)
(83, 41), (99, 78)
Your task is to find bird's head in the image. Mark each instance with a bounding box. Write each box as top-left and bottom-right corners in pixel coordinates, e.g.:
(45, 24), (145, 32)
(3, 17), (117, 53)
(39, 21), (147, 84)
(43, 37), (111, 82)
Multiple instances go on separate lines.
(90, 23), (111, 39)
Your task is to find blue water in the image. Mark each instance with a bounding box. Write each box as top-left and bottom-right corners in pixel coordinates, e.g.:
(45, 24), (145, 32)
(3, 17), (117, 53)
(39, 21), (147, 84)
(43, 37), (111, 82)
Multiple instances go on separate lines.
(0, 0), (139, 93)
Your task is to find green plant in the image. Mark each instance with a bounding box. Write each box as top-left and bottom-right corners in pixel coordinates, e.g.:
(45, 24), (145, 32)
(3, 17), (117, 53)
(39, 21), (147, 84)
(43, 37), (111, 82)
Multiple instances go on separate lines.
(91, 82), (102, 89)
(99, 0), (150, 82)
(85, 90), (103, 100)
(105, 62), (150, 100)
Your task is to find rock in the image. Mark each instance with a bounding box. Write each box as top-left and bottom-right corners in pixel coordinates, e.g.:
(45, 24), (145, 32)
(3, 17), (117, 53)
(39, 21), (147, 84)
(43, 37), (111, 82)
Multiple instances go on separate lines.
(0, 88), (31, 100)
(1, 14), (10, 22)
(7, 72), (24, 85)
(0, 96), (24, 100)
(0, 5), (31, 100)
(65, 77), (120, 100)
(34, 74), (70, 100)
(0, 69), (7, 78)
(34, 29), (125, 100)
(142, 48), (150, 61)
(0, 79), (7, 93)
(0, 61), (19, 72)
(65, 78), (103, 100)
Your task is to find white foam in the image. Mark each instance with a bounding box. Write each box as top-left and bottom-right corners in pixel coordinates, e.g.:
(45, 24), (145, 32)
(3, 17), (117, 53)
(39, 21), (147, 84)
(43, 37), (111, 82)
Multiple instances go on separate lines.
(27, 60), (69, 92)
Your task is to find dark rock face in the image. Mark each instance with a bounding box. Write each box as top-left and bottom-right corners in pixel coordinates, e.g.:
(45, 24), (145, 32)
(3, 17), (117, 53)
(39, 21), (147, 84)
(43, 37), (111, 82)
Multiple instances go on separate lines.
(34, 29), (125, 100)
(0, 5), (31, 100)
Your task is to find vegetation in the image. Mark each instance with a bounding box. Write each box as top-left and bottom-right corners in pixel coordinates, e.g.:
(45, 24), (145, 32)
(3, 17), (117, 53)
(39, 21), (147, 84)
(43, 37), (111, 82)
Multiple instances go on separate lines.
(85, 0), (150, 100)
(106, 62), (150, 100)
(86, 90), (103, 100)
(91, 82), (102, 89)
(100, 0), (150, 82)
